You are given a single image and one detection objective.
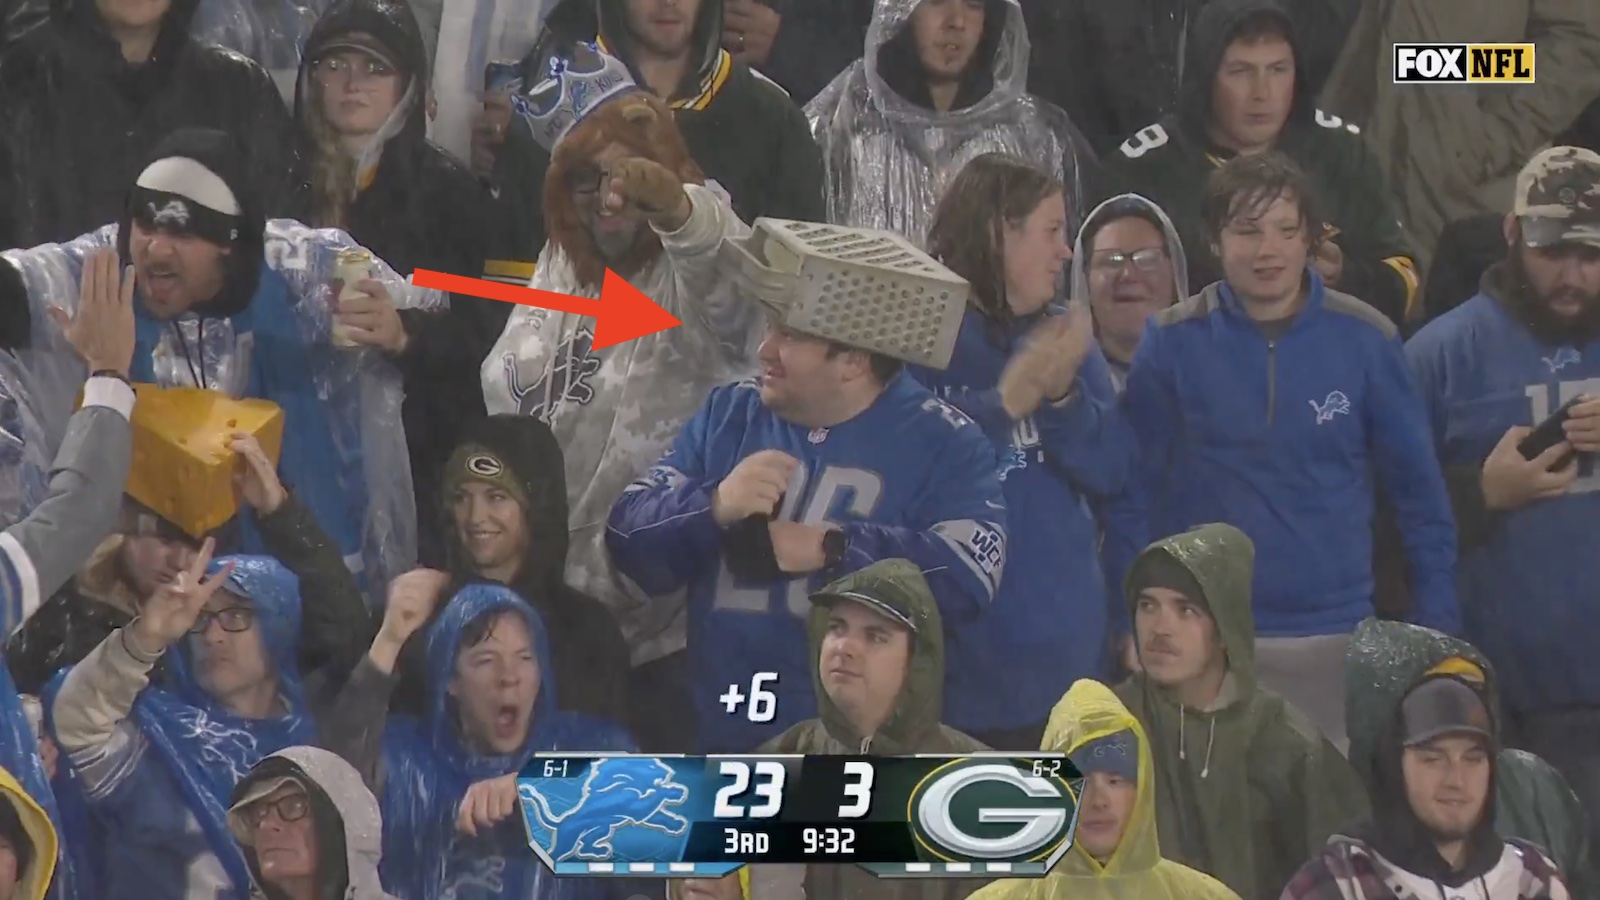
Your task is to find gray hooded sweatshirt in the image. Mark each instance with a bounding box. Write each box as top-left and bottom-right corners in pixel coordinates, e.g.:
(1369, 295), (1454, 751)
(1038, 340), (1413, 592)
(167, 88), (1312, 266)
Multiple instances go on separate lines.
(228, 746), (399, 900)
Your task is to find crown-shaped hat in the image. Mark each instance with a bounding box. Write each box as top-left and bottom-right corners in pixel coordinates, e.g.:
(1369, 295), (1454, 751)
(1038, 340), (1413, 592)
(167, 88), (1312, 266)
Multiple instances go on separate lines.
(511, 41), (640, 155)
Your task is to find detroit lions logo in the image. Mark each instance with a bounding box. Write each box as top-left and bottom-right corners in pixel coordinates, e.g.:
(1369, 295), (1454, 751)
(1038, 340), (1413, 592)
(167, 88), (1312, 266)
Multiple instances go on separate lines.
(1544, 347), (1581, 373)
(148, 200), (190, 227)
(520, 758), (690, 863)
(1310, 391), (1351, 424)
(502, 327), (602, 419)
(996, 443), (1027, 482)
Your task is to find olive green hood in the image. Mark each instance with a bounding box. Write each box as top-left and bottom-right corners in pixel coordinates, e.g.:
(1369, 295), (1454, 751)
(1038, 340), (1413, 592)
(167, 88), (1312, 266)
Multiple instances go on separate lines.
(1115, 524), (1367, 900)
(1343, 618), (1500, 791)
(1125, 522), (1257, 690)
(804, 559), (949, 753)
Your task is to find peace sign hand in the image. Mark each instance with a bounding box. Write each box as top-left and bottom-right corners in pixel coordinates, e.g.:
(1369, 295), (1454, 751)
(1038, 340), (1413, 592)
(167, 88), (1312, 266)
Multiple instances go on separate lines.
(129, 538), (236, 654)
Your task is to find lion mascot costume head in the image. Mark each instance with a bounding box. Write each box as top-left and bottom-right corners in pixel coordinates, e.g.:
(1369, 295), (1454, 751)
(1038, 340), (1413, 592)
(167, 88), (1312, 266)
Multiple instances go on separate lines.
(541, 83), (704, 290)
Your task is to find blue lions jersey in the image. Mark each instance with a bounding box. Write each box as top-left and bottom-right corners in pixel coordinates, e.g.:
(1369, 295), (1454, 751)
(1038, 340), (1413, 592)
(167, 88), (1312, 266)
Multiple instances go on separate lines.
(607, 374), (1007, 751)
(1407, 292), (1600, 714)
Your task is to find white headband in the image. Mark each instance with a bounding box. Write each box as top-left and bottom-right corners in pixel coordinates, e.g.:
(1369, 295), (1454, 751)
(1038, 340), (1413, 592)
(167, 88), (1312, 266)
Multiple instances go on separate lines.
(134, 156), (242, 216)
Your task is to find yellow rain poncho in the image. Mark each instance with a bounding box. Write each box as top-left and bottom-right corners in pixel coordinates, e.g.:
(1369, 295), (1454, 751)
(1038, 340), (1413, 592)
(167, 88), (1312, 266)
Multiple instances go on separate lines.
(0, 765), (57, 900)
(963, 681), (1241, 900)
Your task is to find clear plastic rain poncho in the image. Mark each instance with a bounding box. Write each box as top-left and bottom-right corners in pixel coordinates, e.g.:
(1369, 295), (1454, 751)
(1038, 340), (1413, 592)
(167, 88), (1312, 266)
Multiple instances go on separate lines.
(189, 0), (332, 102)
(0, 220), (446, 591)
(805, 0), (1097, 245)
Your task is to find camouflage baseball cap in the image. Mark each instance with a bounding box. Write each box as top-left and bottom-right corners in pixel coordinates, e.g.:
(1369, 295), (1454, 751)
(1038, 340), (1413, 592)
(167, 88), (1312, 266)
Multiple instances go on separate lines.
(1513, 146), (1600, 250)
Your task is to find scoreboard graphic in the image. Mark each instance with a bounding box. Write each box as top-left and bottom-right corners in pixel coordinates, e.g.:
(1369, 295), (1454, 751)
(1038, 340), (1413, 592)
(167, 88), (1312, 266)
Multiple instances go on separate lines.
(517, 752), (1081, 880)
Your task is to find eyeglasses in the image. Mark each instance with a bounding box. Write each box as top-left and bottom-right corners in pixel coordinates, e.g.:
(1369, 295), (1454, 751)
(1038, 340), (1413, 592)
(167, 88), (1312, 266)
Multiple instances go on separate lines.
(189, 606), (255, 635)
(313, 55), (396, 85)
(241, 793), (310, 830)
(1089, 248), (1168, 276)
(565, 165), (607, 196)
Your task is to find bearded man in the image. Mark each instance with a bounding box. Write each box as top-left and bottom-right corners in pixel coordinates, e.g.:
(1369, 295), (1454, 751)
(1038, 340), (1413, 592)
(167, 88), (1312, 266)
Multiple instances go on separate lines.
(478, 42), (761, 751)
(1405, 145), (1600, 861)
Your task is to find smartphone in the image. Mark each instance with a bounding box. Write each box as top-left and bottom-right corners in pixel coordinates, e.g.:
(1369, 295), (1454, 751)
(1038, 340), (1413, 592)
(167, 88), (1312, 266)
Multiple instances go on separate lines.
(1518, 396), (1584, 461)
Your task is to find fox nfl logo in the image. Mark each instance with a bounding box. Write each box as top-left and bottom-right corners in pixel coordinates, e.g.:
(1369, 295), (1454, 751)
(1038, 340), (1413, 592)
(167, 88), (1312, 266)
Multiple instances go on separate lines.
(1393, 43), (1535, 84)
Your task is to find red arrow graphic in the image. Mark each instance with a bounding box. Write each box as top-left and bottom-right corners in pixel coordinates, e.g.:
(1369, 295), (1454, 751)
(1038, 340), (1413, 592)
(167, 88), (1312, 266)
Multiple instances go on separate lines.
(412, 268), (683, 350)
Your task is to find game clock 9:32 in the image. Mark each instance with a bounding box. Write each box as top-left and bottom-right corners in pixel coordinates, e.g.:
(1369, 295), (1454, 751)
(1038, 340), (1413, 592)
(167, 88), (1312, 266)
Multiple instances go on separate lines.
(802, 826), (857, 858)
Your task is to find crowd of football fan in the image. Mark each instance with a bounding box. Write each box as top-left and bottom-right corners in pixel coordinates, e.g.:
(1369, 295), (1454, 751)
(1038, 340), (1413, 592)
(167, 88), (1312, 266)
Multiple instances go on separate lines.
(0, 0), (1595, 897)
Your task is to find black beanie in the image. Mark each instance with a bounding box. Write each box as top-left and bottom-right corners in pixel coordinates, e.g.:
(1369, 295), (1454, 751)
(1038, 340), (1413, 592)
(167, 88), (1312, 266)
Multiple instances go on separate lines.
(119, 127), (264, 319)
(1130, 550), (1209, 612)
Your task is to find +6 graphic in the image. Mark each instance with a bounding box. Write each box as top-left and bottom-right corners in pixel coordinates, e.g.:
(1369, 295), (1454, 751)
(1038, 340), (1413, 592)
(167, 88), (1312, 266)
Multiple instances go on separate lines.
(516, 749), (1082, 880)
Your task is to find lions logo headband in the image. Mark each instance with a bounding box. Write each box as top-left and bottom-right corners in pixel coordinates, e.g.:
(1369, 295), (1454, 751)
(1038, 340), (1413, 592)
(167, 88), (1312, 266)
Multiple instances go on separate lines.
(129, 156), (243, 246)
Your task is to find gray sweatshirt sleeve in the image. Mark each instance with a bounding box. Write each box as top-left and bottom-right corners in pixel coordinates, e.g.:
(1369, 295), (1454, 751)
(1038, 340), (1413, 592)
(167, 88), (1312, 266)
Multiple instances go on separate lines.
(0, 376), (135, 634)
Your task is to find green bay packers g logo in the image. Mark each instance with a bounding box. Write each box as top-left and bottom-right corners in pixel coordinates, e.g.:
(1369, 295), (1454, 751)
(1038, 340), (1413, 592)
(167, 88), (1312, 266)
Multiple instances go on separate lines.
(908, 758), (1077, 864)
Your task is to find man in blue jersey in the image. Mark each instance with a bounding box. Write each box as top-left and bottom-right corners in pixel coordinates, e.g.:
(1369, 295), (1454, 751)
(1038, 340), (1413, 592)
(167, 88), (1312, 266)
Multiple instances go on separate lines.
(1122, 151), (1457, 755)
(606, 258), (1007, 752)
(1405, 145), (1600, 860)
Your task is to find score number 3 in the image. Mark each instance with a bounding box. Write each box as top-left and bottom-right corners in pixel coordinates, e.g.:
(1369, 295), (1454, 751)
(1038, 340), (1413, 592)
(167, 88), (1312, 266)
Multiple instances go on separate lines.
(714, 759), (876, 819)
(838, 760), (874, 818)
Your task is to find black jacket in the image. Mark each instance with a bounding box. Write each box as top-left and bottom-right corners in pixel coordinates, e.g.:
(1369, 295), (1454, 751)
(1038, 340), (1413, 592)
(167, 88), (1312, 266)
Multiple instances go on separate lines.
(482, 0), (824, 275)
(0, 0), (298, 249)
(289, 0), (504, 565)
(394, 415), (631, 726)
(1034, 0), (1359, 155)
(1108, 0), (1418, 326)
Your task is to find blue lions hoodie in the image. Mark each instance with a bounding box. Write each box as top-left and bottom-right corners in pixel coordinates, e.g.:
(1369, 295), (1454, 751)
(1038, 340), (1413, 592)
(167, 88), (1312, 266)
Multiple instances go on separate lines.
(910, 308), (1137, 730)
(1121, 273), (1459, 636)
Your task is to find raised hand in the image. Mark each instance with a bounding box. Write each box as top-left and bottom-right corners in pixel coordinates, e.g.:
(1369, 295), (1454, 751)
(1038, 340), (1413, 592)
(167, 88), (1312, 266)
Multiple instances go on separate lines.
(603, 156), (691, 231)
(130, 538), (234, 653)
(378, 568), (451, 647)
(231, 431), (286, 515)
(1034, 302), (1095, 401)
(48, 247), (136, 377)
(335, 279), (408, 354)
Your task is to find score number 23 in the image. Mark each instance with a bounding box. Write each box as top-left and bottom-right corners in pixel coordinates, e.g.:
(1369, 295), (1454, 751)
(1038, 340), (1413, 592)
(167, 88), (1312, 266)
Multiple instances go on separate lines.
(714, 759), (876, 819)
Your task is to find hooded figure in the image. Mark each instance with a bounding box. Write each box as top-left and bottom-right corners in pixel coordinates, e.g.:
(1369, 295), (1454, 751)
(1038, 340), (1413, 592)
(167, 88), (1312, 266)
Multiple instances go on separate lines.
(1114, 524), (1366, 900)
(1332, 619), (1595, 897)
(228, 746), (398, 900)
(391, 414), (630, 721)
(965, 680), (1241, 900)
(805, 0), (1097, 244)
(0, 0), (297, 250)
(46, 556), (319, 900)
(0, 657), (72, 900)
(290, 0), (501, 567)
(0, 127), (444, 589)
(377, 584), (634, 900)
(1070, 193), (1189, 394)
(1109, 0), (1418, 326)
(482, 42), (762, 682)
(760, 560), (988, 900)
(0, 767), (56, 900)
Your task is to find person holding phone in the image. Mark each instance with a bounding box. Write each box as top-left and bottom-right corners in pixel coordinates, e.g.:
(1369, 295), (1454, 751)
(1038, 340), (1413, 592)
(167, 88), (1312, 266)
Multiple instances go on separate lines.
(1405, 145), (1600, 862)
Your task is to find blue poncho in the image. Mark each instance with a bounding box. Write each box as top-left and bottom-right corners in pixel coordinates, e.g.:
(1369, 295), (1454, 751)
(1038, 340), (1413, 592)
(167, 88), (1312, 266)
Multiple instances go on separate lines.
(378, 584), (636, 900)
(48, 556), (314, 900)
